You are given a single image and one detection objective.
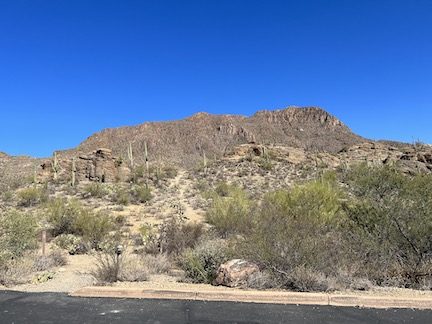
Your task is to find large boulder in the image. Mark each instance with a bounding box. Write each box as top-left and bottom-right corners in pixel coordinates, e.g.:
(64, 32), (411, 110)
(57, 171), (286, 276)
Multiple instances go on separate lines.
(213, 259), (260, 287)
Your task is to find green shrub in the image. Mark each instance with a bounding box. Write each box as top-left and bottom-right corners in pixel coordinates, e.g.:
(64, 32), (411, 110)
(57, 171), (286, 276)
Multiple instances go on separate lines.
(52, 234), (88, 255)
(239, 177), (344, 291)
(112, 186), (130, 205)
(1, 191), (13, 202)
(134, 165), (145, 179)
(205, 187), (255, 237)
(156, 217), (205, 255)
(179, 239), (231, 284)
(0, 210), (38, 261)
(83, 182), (108, 198)
(44, 198), (82, 236)
(133, 185), (152, 203)
(17, 186), (48, 206)
(214, 182), (232, 197)
(343, 163), (432, 287)
(34, 270), (56, 283)
(259, 158), (273, 171)
(73, 209), (115, 249)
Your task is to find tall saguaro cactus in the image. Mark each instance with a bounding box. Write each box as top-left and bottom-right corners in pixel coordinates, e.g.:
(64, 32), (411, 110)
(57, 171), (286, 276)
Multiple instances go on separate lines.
(128, 142), (136, 182)
(52, 152), (59, 180)
(128, 142), (134, 169)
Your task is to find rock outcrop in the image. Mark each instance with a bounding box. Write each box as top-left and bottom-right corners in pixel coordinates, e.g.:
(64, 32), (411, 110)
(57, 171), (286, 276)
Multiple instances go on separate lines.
(213, 259), (260, 287)
(39, 148), (131, 184)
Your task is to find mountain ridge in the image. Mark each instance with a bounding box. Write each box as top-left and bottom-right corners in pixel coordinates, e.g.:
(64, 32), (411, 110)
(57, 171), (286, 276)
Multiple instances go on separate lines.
(65, 106), (365, 169)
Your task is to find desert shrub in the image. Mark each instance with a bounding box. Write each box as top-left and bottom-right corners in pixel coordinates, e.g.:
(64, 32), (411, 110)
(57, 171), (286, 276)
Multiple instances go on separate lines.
(195, 180), (209, 192)
(45, 198), (115, 250)
(134, 165), (145, 179)
(0, 210), (38, 261)
(0, 253), (36, 286)
(158, 217), (205, 255)
(141, 253), (172, 275)
(92, 251), (123, 284)
(83, 182), (108, 198)
(17, 186), (48, 206)
(73, 209), (115, 249)
(119, 255), (149, 282)
(44, 198), (83, 236)
(114, 214), (128, 227)
(286, 266), (334, 292)
(205, 187), (255, 237)
(239, 177), (345, 291)
(34, 250), (67, 271)
(132, 185), (152, 203)
(162, 165), (178, 179)
(52, 234), (88, 255)
(214, 182), (233, 197)
(1, 190), (14, 202)
(137, 223), (158, 249)
(258, 158), (273, 171)
(112, 186), (130, 205)
(179, 239), (231, 284)
(343, 163), (432, 288)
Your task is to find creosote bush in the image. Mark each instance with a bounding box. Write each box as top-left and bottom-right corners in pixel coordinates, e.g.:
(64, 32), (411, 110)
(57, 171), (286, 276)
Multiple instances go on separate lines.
(132, 185), (152, 204)
(239, 176), (345, 291)
(343, 163), (432, 288)
(44, 197), (115, 250)
(17, 186), (48, 206)
(205, 187), (255, 238)
(0, 210), (38, 261)
(83, 182), (108, 198)
(142, 216), (205, 256)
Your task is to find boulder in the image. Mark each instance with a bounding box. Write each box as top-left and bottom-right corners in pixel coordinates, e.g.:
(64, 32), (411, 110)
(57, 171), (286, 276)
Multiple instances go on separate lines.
(213, 259), (260, 287)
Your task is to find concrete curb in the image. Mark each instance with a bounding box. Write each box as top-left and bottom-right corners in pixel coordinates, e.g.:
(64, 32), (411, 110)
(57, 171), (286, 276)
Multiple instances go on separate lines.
(70, 287), (432, 309)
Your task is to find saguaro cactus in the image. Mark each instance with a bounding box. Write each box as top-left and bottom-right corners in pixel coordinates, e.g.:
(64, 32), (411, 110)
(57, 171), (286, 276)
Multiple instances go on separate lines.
(127, 141), (136, 182)
(52, 152), (59, 180)
(128, 142), (134, 169)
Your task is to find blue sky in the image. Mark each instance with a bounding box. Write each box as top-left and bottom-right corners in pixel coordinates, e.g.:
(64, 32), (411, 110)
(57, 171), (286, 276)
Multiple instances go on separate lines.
(1, 0), (431, 157)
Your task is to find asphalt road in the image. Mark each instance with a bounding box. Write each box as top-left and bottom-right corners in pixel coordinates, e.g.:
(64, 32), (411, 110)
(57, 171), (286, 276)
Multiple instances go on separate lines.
(1, 291), (431, 324)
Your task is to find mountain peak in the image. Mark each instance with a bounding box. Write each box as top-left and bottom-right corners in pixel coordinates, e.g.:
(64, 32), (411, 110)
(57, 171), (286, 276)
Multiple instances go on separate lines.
(251, 106), (345, 128)
(71, 106), (365, 168)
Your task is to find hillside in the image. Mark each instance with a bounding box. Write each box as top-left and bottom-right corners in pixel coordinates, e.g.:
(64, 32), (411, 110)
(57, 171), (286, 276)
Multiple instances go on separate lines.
(66, 106), (366, 169)
(2, 105), (432, 294)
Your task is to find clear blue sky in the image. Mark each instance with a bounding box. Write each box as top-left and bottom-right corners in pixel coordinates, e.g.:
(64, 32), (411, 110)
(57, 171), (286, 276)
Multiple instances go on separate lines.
(1, 0), (431, 157)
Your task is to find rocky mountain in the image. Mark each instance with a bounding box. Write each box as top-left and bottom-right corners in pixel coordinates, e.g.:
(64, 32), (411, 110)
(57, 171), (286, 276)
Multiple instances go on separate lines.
(3, 106), (432, 187)
(63, 106), (365, 169)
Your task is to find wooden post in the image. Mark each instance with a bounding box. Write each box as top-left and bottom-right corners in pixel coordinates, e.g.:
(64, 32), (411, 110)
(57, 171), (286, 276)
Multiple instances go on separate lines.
(42, 230), (47, 256)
